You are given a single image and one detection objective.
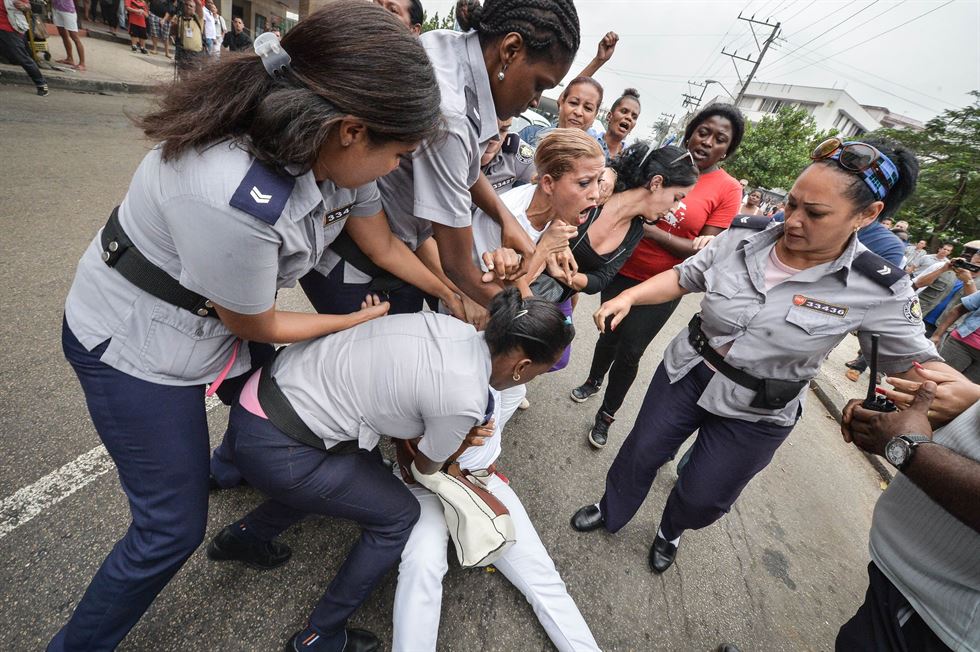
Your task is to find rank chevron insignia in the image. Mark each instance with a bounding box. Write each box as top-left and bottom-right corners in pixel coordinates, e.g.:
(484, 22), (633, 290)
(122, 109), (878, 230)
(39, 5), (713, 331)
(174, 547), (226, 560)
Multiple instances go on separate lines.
(876, 265), (891, 275)
(250, 186), (272, 204)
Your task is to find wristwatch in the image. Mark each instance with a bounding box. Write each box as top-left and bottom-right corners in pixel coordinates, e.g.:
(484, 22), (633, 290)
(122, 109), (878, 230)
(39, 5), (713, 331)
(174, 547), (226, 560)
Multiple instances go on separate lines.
(884, 434), (933, 471)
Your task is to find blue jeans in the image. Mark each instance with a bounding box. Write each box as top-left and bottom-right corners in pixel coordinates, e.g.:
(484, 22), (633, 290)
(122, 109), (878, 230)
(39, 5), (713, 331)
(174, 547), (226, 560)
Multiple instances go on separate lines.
(600, 362), (794, 539)
(49, 319), (210, 651)
(227, 405), (421, 634)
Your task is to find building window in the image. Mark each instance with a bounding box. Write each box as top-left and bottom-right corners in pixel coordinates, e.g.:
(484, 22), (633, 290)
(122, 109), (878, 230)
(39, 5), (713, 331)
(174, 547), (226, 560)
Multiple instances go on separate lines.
(760, 98), (784, 113)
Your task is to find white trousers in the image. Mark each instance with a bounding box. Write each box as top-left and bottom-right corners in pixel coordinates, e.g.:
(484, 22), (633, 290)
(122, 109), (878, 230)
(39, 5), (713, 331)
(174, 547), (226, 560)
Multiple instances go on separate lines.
(392, 387), (600, 652)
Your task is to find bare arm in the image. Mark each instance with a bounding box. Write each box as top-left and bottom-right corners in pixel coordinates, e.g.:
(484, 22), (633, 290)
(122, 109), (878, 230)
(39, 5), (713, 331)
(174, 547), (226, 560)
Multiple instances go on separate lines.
(576, 32), (619, 79)
(842, 382), (980, 534)
(930, 304), (967, 343)
(912, 262), (951, 289)
(431, 222), (503, 308)
(214, 296), (388, 344)
(593, 269), (688, 333)
(345, 212), (463, 317)
(642, 223), (726, 259)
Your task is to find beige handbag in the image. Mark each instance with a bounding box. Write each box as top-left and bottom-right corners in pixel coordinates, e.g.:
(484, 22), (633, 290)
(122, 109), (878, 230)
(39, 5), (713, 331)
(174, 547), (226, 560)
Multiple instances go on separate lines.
(410, 461), (516, 568)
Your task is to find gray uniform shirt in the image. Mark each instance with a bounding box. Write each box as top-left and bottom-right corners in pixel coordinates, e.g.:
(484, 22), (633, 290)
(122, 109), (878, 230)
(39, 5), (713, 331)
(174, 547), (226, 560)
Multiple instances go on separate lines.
(65, 143), (381, 385)
(668, 221), (941, 425)
(869, 402), (980, 650)
(483, 134), (536, 195)
(271, 313), (491, 462)
(376, 29), (498, 251)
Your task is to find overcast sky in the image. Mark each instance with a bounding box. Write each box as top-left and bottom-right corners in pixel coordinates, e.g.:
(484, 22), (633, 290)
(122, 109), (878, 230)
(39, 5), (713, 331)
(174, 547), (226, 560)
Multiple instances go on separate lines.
(428, 0), (980, 139)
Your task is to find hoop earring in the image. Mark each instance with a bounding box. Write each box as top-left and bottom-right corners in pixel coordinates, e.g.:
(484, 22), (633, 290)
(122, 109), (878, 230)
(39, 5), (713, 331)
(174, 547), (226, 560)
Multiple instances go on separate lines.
(512, 372), (521, 381)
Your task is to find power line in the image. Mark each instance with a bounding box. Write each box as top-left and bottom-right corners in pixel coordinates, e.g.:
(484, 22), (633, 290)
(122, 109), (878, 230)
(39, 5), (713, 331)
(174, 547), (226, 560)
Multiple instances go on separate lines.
(780, 0), (816, 24)
(760, 0), (908, 76)
(763, 0), (880, 70)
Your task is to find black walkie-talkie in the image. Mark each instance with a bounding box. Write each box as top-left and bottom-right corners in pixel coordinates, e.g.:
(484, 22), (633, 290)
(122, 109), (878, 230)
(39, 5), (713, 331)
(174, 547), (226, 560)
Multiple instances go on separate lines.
(862, 334), (897, 412)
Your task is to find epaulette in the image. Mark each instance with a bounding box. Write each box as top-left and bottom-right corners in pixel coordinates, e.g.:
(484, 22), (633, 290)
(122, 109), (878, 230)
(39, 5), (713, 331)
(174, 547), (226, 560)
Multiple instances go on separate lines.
(851, 251), (906, 290)
(502, 133), (520, 154)
(729, 214), (771, 230)
(229, 160), (296, 225)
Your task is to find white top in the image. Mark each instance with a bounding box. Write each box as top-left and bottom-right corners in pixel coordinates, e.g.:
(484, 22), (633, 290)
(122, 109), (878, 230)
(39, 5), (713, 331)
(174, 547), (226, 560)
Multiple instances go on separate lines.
(202, 6), (216, 39)
(271, 313), (492, 463)
(470, 184), (546, 271)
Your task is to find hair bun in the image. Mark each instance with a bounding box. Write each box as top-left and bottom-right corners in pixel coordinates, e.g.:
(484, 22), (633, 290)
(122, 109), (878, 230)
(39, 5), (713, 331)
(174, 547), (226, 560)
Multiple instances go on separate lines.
(464, 0), (483, 29)
(622, 88), (640, 99)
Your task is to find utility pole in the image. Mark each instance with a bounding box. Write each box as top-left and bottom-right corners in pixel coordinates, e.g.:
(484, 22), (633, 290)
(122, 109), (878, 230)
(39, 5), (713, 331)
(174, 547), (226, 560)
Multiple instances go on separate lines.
(721, 13), (781, 105)
(653, 113), (675, 144)
(681, 80), (709, 111)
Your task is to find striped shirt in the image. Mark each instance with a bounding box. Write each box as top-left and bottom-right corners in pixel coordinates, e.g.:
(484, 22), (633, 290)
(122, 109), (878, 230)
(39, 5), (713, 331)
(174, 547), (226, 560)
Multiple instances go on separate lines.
(869, 401), (980, 650)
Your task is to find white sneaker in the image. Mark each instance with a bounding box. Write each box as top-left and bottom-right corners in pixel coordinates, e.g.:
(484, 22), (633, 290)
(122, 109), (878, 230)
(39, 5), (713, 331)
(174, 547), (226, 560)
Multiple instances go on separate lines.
(518, 397), (530, 410)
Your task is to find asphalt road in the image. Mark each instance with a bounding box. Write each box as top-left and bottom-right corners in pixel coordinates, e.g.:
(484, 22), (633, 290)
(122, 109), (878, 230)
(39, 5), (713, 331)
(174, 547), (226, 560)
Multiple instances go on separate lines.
(0, 85), (885, 651)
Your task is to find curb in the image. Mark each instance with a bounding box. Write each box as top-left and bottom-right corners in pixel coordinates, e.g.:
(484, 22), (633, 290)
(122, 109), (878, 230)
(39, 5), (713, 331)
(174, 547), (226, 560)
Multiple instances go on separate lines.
(810, 375), (895, 484)
(0, 67), (156, 94)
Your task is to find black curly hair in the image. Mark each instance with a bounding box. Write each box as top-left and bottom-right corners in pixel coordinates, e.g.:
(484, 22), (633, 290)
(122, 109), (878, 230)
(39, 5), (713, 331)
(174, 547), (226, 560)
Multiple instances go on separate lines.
(610, 143), (699, 193)
(469, 0), (580, 62)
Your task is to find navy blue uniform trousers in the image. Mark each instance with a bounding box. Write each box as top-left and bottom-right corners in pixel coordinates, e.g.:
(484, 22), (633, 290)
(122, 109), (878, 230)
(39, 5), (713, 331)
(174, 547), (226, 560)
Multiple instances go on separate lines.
(51, 320), (211, 651)
(299, 263), (428, 317)
(228, 404), (421, 635)
(600, 362), (794, 540)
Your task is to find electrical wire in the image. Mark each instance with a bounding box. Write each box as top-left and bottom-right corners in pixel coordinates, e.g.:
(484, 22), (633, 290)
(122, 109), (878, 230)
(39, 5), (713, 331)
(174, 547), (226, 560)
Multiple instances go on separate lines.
(763, 0), (880, 70)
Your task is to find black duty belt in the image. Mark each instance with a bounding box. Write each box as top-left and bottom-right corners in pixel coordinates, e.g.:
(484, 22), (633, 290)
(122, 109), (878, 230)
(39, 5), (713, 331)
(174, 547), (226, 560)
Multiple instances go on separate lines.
(256, 355), (360, 455)
(100, 207), (218, 318)
(687, 314), (807, 410)
(329, 231), (405, 295)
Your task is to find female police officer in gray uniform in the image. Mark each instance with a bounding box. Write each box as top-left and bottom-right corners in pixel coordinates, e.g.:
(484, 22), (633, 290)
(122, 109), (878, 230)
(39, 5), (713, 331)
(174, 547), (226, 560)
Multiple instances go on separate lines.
(571, 137), (961, 575)
(205, 288), (573, 651)
(370, 0), (582, 309)
(50, 4), (443, 650)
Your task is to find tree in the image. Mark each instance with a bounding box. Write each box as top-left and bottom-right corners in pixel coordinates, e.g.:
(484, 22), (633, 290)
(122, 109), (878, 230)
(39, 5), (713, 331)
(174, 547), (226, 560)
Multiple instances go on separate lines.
(420, 7), (455, 32)
(724, 106), (834, 192)
(868, 91), (980, 247)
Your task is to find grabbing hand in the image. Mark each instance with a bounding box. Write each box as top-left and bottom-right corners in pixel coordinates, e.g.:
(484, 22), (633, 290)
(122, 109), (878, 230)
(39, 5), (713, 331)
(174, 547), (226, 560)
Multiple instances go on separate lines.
(357, 293), (390, 322)
(692, 234), (716, 251)
(953, 265), (975, 283)
(880, 365), (980, 426)
(594, 294), (633, 333)
(538, 219), (579, 254)
(464, 418), (495, 448)
(596, 31), (619, 62)
(546, 248), (578, 286)
(481, 247), (523, 283)
(841, 382), (936, 456)
(461, 293), (489, 330)
(500, 220), (534, 279)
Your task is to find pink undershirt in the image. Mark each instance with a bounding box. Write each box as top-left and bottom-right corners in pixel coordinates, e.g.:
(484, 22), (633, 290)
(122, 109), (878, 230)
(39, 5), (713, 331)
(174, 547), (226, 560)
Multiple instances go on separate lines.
(239, 369), (268, 418)
(713, 245), (801, 358)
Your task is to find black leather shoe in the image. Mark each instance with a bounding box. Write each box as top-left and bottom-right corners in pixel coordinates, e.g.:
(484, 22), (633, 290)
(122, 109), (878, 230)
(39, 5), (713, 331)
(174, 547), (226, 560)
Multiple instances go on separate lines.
(283, 628), (380, 652)
(207, 524), (292, 570)
(570, 504), (605, 532)
(570, 379), (601, 403)
(589, 410), (614, 448)
(648, 533), (678, 574)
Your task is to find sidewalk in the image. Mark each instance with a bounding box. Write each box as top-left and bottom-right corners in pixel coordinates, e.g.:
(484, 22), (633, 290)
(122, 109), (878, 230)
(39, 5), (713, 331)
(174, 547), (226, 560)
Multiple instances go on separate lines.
(0, 20), (176, 93)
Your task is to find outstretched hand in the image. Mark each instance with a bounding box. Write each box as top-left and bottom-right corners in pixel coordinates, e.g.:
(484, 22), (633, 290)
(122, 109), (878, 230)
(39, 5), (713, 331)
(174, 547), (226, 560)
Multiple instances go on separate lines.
(841, 382), (936, 456)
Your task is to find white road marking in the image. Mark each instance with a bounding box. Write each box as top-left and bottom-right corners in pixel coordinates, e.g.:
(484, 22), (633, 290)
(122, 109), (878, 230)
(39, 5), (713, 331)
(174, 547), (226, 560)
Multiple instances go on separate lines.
(0, 394), (224, 540)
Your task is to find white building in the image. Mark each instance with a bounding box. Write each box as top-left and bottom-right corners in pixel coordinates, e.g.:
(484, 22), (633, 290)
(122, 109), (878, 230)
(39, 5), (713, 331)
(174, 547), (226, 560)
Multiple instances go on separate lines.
(701, 81), (923, 136)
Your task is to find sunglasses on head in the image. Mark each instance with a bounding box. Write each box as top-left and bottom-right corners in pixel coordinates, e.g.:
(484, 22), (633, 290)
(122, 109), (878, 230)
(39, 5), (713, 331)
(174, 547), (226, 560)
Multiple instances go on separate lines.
(810, 137), (899, 201)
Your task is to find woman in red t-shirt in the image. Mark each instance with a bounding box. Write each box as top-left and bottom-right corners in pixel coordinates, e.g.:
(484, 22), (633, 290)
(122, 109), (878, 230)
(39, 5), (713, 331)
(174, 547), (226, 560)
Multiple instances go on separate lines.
(570, 104), (746, 448)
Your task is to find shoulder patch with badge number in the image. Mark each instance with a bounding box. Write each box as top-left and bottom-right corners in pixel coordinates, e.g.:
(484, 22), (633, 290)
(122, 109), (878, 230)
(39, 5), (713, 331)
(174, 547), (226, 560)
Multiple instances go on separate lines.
(517, 142), (535, 165)
(229, 160), (296, 225)
(903, 295), (923, 323)
(730, 214), (771, 230)
(792, 294), (848, 317)
(324, 202), (355, 225)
